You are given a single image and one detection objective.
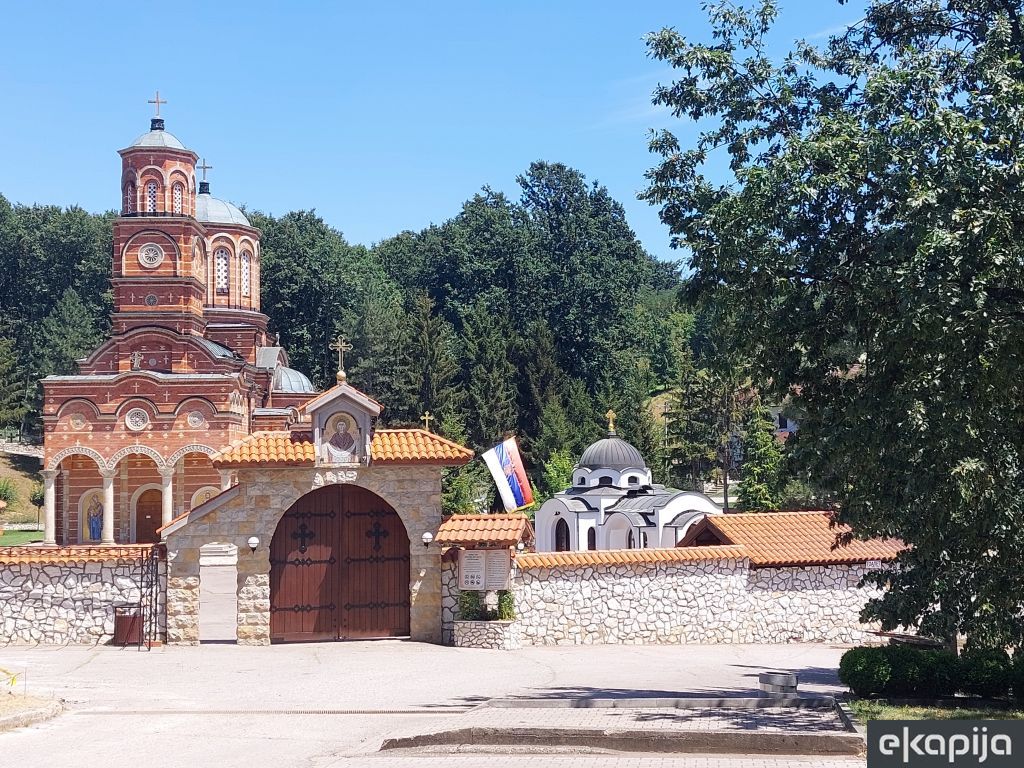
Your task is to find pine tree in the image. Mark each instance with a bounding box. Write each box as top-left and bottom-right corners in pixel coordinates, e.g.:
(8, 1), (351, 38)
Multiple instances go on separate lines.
(349, 276), (414, 424)
(563, 377), (602, 456)
(406, 292), (462, 422)
(664, 348), (719, 490)
(460, 300), (517, 450)
(0, 336), (27, 432)
(615, 365), (664, 481)
(738, 398), (785, 511)
(532, 396), (573, 467)
(540, 449), (575, 500)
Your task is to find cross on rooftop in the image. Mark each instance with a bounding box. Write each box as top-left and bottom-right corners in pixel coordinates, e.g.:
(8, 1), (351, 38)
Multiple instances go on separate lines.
(147, 90), (166, 117)
(197, 158), (213, 182)
(329, 335), (353, 384)
(421, 411), (434, 431)
(606, 408), (617, 433)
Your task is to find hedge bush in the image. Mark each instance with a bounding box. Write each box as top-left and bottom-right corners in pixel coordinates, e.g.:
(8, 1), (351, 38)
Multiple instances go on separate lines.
(959, 648), (1011, 699)
(839, 646), (891, 697)
(839, 645), (960, 698)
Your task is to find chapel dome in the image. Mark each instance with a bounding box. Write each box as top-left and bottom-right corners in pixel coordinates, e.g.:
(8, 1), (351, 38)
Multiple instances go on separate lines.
(579, 432), (646, 471)
(128, 118), (188, 151)
(195, 192), (251, 227)
(273, 366), (315, 394)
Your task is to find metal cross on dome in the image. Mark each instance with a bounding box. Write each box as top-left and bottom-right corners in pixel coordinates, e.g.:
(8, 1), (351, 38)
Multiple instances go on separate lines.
(147, 90), (166, 117)
(197, 158), (213, 182)
(606, 408), (617, 432)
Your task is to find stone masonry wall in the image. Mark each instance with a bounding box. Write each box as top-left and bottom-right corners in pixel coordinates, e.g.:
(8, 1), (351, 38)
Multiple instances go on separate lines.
(513, 558), (881, 646)
(1, 559), (166, 644)
(441, 559), (458, 646)
(453, 620), (521, 650)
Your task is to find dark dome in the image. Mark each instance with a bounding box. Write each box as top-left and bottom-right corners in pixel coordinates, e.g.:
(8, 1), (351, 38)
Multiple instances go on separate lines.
(579, 432), (646, 470)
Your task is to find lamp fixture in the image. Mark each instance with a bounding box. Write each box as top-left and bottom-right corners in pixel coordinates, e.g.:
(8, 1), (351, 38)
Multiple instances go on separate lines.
(246, 536), (259, 554)
(421, 531), (434, 547)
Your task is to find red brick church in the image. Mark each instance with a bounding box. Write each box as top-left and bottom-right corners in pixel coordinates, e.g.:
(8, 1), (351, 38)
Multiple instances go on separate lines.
(38, 106), (462, 550)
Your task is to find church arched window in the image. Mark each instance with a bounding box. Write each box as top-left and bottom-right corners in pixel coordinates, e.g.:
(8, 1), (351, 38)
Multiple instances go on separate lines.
(145, 181), (158, 213)
(214, 248), (230, 295)
(172, 183), (183, 215)
(241, 251), (251, 297)
(626, 529), (635, 549)
(587, 528), (596, 551)
(555, 518), (571, 552)
(123, 182), (135, 214)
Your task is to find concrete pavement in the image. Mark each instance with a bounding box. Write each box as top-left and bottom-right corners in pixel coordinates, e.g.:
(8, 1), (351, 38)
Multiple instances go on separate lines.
(0, 641), (862, 768)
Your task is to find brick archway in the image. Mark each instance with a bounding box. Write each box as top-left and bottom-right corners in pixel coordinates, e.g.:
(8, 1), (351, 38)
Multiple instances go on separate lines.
(269, 484), (410, 643)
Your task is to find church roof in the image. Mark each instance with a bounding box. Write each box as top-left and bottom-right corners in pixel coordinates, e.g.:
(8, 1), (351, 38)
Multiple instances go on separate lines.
(517, 544), (747, 570)
(213, 428), (473, 468)
(679, 511), (905, 567)
(579, 431), (646, 471)
(196, 193), (251, 227)
(272, 366), (315, 393)
(129, 128), (187, 150)
(436, 514), (534, 548)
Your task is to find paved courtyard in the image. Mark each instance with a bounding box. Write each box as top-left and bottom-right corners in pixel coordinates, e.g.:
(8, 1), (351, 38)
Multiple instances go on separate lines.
(0, 641), (864, 768)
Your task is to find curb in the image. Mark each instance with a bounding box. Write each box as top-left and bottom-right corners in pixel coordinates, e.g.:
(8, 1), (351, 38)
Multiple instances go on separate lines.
(0, 699), (64, 733)
(834, 699), (866, 740)
(380, 726), (865, 756)
(483, 696), (836, 710)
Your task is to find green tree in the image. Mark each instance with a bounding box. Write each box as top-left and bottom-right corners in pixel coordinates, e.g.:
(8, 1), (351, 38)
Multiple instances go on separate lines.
(37, 289), (101, 376)
(540, 449), (575, 500)
(738, 398), (784, 511)
(460, 300), (517, 450)
(0, 336), (27, 432)
(644, 0), (1024, 646)
(406, 292), (462, 422)
(664, 349), (719, 491)
(349, 276), (414, 423)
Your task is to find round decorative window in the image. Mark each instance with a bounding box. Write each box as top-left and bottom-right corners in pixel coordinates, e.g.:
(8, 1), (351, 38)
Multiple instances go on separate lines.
(144, 293), (158, 307)
(69, 414), (87, 430)
(138, 243), (164, 269)
(187, 410), (206, 428)
(124, 408), (150, 432)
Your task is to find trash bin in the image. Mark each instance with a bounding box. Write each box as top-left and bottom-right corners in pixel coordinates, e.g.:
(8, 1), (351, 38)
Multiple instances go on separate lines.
(113, 605), (142, 646)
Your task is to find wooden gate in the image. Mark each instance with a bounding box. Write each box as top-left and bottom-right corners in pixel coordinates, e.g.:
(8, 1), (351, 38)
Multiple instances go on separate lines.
(269, 484), (410, 642)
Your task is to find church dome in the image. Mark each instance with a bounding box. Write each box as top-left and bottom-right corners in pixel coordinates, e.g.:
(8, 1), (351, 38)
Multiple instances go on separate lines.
(273, 366), (315, 393)
(196, 192), (250, 227)
(130, 128), (187, 150)
(579, 432), (646, 470)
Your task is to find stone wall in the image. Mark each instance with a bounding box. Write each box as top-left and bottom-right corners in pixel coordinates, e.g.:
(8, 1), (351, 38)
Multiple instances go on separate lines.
(453, 620), (521, 650)
(0, 554), (166, 645)
(441, 559), (458, 646)
(163, 466), (444, 645)
(513, 557), (881, 646)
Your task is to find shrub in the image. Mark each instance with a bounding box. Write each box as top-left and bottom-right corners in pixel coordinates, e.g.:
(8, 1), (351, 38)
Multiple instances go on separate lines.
(839, 646), (891, 697)
(883, 645), (926, 696)
(0, 478), (17, 506)
(1011, 653), (1024, 705)
(496, 590), (514, 620)
(959, 648), (1012, 699)
(457, 590), (483, 621)
(915, 649), (961, 698)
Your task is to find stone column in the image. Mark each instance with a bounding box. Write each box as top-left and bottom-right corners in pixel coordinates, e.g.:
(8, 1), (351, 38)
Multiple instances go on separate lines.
(41, 469), (58, 545)
(100, 469), (116, 544)
(218, 470), (232, 491)
(159, 466), (175, 528)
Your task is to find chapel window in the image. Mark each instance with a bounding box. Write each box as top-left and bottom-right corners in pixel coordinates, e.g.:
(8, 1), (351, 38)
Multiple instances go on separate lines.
(123, 183), (135, 214)
(587, 528), (596, 551)
(627, 529), (635, 549)
(215, 248), (230, 295)
(241, 251), (251, 297)
(627, 476), (638, 485)
(555, 518), (571, 552)
(146, 181), (158, 213)
(598, 476), (613, 486)
(172, 183), (183, 215)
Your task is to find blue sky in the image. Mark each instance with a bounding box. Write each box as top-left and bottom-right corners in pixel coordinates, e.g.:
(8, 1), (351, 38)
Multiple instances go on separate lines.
(0, 1), (861, 261)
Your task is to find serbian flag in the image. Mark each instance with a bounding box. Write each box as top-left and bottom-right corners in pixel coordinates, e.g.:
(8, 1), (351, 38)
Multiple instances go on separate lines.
(482, 437), (534, 511)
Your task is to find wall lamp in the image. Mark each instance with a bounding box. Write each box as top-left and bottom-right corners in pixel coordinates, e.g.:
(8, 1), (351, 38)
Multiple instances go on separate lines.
(421, 531), (434, 547)
(247, 536), (259, 554)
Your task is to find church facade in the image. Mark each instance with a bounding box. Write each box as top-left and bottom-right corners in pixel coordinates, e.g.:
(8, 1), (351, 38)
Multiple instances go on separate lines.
(37, 111), (473, 644)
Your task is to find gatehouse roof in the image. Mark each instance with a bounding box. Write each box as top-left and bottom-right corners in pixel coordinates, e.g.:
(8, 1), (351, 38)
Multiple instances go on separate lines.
(679, 511), (904, 567)
(213, 428), (473, 468)
(436, 514), (534, 548)
(516, 544), (747, 569)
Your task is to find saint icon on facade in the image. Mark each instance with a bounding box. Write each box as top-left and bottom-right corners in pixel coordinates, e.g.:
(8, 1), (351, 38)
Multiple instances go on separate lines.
(321, 412), (357, 464)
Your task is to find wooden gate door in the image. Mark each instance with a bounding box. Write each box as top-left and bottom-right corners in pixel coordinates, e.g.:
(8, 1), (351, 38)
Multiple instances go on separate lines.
(270, 485), (410, 642)
(338, 486), (411, 639)
(135, 489), (163, 544)
(269, 487), (341, 642)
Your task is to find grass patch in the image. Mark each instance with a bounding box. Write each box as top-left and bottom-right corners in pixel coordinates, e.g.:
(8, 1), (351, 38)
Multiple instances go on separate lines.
(0, 529), (44, 546)
(850, 700), (1024, 722)
(0, 453), (41, 525)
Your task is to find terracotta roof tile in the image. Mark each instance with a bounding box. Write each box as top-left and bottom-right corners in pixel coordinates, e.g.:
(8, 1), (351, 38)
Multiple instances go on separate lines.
(686, 511), (904, 567)
(436, 514), (534, 548)
(371, 429), (473, 465)
(516, 545), (748, 570)
(213, 429), (472, 468)
(0, 544), (165, 565)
